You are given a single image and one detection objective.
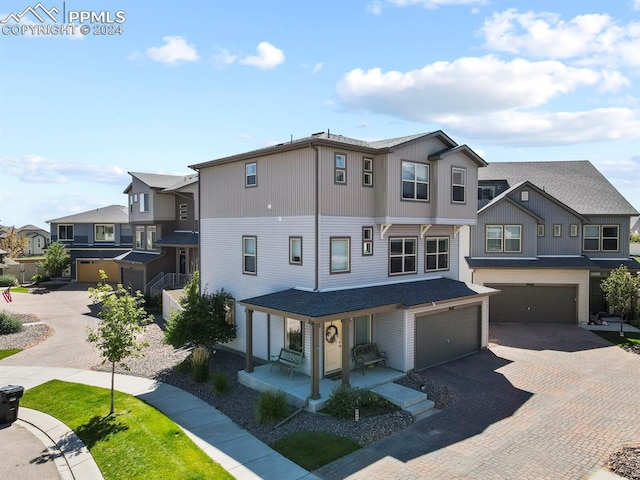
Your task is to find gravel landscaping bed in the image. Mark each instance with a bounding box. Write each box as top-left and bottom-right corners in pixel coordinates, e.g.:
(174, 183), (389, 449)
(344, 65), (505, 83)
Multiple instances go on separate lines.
(0, 313), (54, 350)
(607, 446), (640, 480)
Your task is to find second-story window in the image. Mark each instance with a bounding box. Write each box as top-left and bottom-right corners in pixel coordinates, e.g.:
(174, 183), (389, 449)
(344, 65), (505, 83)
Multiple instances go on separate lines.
(335, 154), (346, 184)
(58, 224), (73, 241)
(330, 237), (350, 273)
(135, 227), (145, 249)
(389, 237), (417, 275)
(362, 226), (373, 256)
(243, 236), (257, 274)
(537, 224), (545, 237)
(245, 162), (257, 187)
(95, 224), (115, 242)
(553, 224), (562, 237)
(452, 167), (466, 203)
(478, 186), (495, 201)
(570, 224), (578, 237)
(402, 161), (429, 201)
(289, 237), (302, 265)
(140, 193), (149, 213)
(363, 157), (373, 187)
(425, 237), (449, 271)
(583, 225), (600, 251)
(146, 226), (156, 250)
(602, 225), (619, 251)
(486, 225), (521, 253)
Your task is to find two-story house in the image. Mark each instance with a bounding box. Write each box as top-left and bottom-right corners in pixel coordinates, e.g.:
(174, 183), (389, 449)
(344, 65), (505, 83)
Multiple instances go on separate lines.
(116, 172), (199, 294)
(465, 161), (639, 324)
(16, 224), (50, 256)
(191, 130), (496, 405)
(47, 205), (132, 282)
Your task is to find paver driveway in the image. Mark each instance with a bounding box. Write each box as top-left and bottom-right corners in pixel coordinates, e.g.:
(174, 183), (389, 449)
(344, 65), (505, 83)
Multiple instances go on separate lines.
(317, 324), (640, 480)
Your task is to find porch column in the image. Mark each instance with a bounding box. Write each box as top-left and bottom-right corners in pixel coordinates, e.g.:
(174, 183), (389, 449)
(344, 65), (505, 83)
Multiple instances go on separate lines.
(341, 317), (351, 385)
(245, 308), (254, 373)
(311, 322), (321, 400)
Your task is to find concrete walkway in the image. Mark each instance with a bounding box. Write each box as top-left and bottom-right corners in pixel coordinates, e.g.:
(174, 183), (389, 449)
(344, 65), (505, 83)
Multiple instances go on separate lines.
(0, 366), (318, 480)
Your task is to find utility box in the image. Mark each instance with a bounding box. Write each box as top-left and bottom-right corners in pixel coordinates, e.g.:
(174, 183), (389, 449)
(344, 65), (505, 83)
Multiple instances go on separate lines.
(0, 385), (24, 425)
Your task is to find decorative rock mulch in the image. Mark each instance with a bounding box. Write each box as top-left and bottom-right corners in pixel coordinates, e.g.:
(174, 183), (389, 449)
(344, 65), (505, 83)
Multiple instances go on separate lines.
(607, 446), (640, 480)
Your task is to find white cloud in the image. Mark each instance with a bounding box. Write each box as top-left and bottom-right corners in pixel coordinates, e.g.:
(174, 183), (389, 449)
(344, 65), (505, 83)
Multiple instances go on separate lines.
(312, 62), (323, 74)
(239, 42), (285, 70)
(634, 0), (640, 11)
(144, 36), (199, 65)
(389, 0), (487, 8)
(479, 10), (640, 68)
(367, 1), (383, 15)
(213, 47), (237, 67)
(0, 155), (128, 184)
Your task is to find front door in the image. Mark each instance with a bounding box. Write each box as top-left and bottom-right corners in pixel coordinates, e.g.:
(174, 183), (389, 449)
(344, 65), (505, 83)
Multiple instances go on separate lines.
(324, 321), (342, 375)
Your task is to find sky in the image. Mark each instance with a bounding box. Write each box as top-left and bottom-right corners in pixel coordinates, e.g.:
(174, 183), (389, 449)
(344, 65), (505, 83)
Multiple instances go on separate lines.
(0, 0), (638, 231)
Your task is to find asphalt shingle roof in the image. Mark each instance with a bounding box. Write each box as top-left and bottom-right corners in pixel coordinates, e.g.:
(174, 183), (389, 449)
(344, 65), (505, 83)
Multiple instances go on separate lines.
(465, 257), (596, 269)
(47, 205), (129, 224)
(241, 278), (483, 320)
(114, 251), (163, 264)
(479, 161), (637, 216)
(154, 231), (198, 246)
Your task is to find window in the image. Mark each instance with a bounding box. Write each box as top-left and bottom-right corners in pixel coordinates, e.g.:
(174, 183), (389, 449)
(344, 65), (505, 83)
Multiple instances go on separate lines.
(570, 224), (578, 237)
(289, 237), (302, 265)
(389, 237), (417, 275)
(402, 161), (429, 200)
(179, 204), (188, 221)
(285, 318), (303, 353)
(146, 226), (156, 250)
(355, 315), (372, 345)
(58, 225), (73, 241)
(583, 225), (600, 251)
(602, 225), (619, 251)
(452, 167), (466, 203)
(363, 157), (373, 187)
(553, 224), (562, 237)
(140, 193), (149, 212)
(537, 224), (545, 237)
(425, 237), (449, 271)
(335, 154), (346, 184)
(245, 162), (257, 187)
(135, 227), (145, 249)
(95, 224), (115, 242)
(478, 186), (495, 201)
(521, 191), (529, 202)
(129, 195), (134, 213)
(362, 227), (373, 256)
(243, 236), (257, 274)
(486, 225), (521, 252)
(330, 237), (350, 273)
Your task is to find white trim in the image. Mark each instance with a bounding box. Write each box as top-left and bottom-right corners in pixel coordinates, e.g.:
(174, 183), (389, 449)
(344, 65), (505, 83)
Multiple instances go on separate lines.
(380, 223), (392, 239)
(420, 224), (432, 239)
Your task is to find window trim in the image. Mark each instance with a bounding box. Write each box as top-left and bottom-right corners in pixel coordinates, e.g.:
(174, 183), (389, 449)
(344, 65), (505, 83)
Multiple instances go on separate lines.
(401, 161), (429, 201)
(451, 166), (466, 204)
(486, 225), (503, 253)
(94, 224), (115, 243)
(334, 153), (347, 185)
(521, 191), (529, 202)
(330, 237), (351, 274)
(504, 225), (522, 253)
(146, 226), (156, 250)
(425, 237), (450, 272)
(135, 226), (145, 250)
(602, 225), (619, 252)
(289, 236), (302, 265)
(486, 225), (522, 253)
(285, 318), (304, 354)
(245, 162), (257, 188)
(553, 224), (562, 237)
(389, 237), (418, 276)
(583, 225), (601, 252)
(362, 226), (373, 256)
(570, 224), (578, 237)
(58, 224), (73, 241)
(362, 157), (373, 187)
(139, 192), (149, 213)
(242, 235), (257, 275)
(537, 224), (545, 237)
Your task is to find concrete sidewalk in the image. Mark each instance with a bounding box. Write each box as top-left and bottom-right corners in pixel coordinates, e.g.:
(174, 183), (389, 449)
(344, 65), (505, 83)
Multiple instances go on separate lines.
(0, 366), (318, 480)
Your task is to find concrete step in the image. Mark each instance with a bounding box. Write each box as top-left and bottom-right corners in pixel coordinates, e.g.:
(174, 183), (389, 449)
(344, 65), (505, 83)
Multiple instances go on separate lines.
(371, 382), (428, 409)
(405, 399), (437, 421)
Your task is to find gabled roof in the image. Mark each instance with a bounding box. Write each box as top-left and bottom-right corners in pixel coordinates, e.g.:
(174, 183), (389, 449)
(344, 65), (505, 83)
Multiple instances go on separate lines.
(46, 205), (129, 224)
(162, 174), (198, 193)
(190, 130), (475, 170)
(17, 224), (48, 234)
(124, 172), (190, 193)
(479, 161), (637, 216)
(429, 145), (487, 167)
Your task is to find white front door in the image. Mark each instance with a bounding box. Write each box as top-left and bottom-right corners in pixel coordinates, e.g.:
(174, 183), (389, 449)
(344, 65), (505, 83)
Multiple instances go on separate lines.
(324, 321), (342, 374)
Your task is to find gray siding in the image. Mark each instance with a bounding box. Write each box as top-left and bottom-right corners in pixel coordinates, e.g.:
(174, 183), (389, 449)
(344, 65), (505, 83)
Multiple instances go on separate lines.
(584, 215), (630, 258)
(174, 195), (196, 231)
(472, 202), (538, 257)
(374, 310), (408, 372)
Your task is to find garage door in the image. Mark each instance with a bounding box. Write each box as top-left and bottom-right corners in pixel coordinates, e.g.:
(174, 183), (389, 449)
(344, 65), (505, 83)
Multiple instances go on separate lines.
(76, 259), (119, 283)
(415, 305), (481, 370)
(487, 285), (577, 324)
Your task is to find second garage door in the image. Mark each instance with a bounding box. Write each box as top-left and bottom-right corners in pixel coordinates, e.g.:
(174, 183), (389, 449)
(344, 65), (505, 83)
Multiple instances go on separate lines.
(415, 305), (481, 370)
(487, 284), (577, 324)
(76, 259), (119, 283)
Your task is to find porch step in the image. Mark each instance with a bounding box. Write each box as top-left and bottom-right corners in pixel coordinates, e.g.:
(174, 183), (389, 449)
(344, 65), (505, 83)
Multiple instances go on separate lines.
(370, 382), (436, 421)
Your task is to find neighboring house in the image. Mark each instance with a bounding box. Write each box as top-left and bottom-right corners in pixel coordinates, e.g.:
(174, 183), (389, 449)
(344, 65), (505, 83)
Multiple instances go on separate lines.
(16, 224), (50, 256)
(117, 172), (199, 294)
(466, 161), (639, 324)
(0, 247), (6, 273)
(47, 205), (132, 282)
(631, 216), (640, 235)
(190, 130), (496, 403)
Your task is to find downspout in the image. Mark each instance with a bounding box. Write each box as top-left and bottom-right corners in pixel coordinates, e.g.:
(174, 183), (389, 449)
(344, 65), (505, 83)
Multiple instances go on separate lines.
(312, 143), (320, 291)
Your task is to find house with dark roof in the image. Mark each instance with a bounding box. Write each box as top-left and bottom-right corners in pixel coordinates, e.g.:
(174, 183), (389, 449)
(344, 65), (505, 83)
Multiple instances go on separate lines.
(117, 172), (199, 294)
(47, 205), (132, 282)
(465, 161), (639, 324)
(190, 130), (496, 408)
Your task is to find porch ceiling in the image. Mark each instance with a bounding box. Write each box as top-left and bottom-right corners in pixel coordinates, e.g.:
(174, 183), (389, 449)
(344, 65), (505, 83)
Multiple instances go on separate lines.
(239, 277), (487, 323)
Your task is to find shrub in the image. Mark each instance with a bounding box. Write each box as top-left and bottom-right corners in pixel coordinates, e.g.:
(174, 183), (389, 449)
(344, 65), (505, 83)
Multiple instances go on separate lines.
(256, 390), (289, 423)
(32, 273), (44, 284)
(211, 370), (230, 395)
(190, 346), (210, 383)
(324, 384), (360, 419)
(0, 311), (23, 335)
(0, 275), (18, 287)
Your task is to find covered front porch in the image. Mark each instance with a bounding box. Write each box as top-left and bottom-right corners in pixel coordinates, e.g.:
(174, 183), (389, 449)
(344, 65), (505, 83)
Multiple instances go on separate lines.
(238, 362), (404, 413)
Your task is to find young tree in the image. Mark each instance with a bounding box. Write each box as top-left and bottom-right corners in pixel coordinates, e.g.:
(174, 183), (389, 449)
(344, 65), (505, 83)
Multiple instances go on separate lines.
(40, 241), (71, 281)
(601, 265), (640, 337)
(87, 271), (153, 415)
(164, 271), (236, 350)
(0, 227), (28, 258)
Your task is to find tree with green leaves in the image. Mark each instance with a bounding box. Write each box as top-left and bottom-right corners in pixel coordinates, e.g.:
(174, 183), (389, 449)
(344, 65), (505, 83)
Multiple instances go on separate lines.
(40, 241), (71, 281)
(164, 271), (236, 350)
(88, 271), (153, 415)
(600, 265), (640, 337)
(0, 226), (28, 258)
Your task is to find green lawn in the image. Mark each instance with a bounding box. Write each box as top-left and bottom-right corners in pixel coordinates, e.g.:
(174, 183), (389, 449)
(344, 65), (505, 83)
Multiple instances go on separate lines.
(0, 348), (21, 360)
(8, 287), (28, 293)
(593, 330), (640, 347)
(271, 431), (361, 471)
(21, 380), (233, 480)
